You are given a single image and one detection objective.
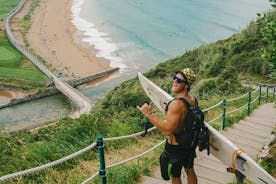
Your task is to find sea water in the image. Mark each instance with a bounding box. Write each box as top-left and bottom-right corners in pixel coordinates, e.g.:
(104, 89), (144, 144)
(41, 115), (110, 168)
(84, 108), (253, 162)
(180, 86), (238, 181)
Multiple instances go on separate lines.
(72, 0), (271, 75)
(0, 0), (271, 129)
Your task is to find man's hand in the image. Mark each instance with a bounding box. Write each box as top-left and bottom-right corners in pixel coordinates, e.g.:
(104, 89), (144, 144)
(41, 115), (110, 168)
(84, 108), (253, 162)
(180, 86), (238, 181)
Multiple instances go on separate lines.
(137, 102), (153, 117)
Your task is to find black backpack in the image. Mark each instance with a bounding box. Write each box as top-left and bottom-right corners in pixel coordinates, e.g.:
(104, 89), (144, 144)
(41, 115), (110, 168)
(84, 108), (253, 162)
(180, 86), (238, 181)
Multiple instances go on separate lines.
(166, 98), (210, 155)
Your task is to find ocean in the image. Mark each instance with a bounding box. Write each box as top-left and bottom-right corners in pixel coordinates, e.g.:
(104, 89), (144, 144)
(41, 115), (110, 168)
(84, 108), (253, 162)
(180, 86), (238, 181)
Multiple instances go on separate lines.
(72, 0), (271, 75)
(0, 0), (271, 129)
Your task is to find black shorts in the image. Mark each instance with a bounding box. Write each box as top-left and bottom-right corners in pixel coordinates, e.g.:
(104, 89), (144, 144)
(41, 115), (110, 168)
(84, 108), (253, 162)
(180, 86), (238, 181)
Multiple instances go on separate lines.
(159, 143), (195, 180)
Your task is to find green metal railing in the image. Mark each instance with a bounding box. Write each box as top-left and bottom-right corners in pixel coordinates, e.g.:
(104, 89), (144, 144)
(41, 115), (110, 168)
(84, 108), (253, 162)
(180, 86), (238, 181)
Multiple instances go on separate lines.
(90, 84), (276, 184)
(203, 84), (276, 130)
(1, 84), (275, 184)
(97, 135), (107, 184)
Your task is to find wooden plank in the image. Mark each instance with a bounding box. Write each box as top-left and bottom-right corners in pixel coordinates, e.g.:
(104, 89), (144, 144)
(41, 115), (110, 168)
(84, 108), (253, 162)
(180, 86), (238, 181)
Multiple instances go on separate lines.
(239, 120), (274, 132)
(194, 164), (233, 184)
(221, 129), (265, 145)
(225, 133), (263, 149)
(244, 117), (276, 127)
(232, 123), (268, 139)
(245, 116), (276, 125)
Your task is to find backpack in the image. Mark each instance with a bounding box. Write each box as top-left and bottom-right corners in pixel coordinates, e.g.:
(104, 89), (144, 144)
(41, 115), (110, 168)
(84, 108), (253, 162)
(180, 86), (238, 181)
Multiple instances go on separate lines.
(166, 98), (210, 155)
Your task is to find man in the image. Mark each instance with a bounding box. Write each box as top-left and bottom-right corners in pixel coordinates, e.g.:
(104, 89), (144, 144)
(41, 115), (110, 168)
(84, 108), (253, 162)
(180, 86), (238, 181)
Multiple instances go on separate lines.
(137, 68), (197, 184)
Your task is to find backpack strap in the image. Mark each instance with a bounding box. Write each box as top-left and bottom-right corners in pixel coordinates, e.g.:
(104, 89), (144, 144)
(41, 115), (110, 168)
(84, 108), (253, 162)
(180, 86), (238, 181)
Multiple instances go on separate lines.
(178, 97), (200, 109)
(165, 100), (173, 113)
(177, 98), (190, 109)
(165, 97), (197, 112)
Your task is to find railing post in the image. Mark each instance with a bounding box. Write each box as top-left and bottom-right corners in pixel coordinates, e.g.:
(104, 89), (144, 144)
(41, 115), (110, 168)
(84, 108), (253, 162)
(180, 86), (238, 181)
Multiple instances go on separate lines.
(266, 86), (269, 103)
(258, 85), (262, 105)
(222, 98), (227, 130)
(97, 135), (106, 184)
(247, 91), (251, 116)
(273, 87), (275, 101)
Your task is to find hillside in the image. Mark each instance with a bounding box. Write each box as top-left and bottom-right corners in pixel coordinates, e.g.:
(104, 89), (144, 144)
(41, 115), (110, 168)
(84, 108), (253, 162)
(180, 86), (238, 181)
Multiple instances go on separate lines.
(0, 10), (275, 184)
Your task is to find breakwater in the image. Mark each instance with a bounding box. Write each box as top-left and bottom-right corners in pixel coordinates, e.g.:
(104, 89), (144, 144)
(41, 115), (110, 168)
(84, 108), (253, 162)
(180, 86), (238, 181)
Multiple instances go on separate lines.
(0, 67), (119, 109)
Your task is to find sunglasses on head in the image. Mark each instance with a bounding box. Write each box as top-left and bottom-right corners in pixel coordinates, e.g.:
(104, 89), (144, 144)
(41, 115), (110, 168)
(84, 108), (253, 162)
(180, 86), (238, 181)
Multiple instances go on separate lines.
(173, 75), (187, 84)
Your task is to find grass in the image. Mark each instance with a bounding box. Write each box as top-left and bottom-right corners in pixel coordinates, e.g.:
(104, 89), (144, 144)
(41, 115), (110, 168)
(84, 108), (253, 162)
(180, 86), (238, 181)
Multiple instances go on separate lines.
(0, 0), (20, 18)
(0, 0), (48, 89)
(0, 6), (275, 184)
(0, 46), (22, 62)
(0, 86), (273, 183)
(0, 67), (46, 81)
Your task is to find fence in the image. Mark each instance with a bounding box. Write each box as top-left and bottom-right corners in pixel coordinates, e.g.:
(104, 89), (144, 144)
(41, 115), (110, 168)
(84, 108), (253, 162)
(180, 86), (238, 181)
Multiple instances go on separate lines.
(4, 0), (54, 79)
(0, 84), (275, 183)
(2, 0), (275, 183)
(204, 84), (275, 130)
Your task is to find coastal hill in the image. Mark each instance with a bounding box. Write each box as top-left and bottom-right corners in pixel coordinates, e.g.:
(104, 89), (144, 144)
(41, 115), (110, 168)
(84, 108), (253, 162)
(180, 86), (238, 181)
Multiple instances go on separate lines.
(0, 4), (275, 184)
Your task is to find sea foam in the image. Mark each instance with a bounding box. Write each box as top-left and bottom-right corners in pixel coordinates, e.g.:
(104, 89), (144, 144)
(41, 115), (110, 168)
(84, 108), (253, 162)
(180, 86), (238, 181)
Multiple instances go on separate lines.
(71, 0), (127, 70)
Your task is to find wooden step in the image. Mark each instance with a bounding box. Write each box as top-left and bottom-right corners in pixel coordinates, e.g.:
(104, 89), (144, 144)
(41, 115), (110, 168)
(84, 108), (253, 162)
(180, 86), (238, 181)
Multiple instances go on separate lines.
(232, 123), (268, 139)
(239, 120), (274, 131)
(193, 164), (233, 184)
(138, 104), (275, 184)
(221, 129), (265, 145)
(244, 117), (276, 127)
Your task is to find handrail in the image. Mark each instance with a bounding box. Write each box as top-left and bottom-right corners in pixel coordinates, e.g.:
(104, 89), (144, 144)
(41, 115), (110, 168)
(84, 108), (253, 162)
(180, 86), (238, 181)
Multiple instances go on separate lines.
(0, 127), (157, 182)
(0, 142), (97, 182)
(226, 103), (248, 115)
(104, 127), (156, 142)
(227, 92), (248, 102)
(202, 100), (223, 112)
(81, 140), (165, 184)
(2, 5), (276, 179)
(1, 82), (275, 182)
(4, 0), (92, 116)
(0, 81), (275, 182)
(251, 95), (259, 104)
(207, 114), (222, 124)
(251, 87), (259, 94)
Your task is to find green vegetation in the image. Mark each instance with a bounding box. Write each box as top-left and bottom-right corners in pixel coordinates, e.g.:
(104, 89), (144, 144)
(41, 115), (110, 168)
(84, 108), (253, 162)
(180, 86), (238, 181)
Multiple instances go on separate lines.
(0, 4), (275, 184)
(257, 0), (276, 71)
(0, 0), (20, 20)
(0, 0), (48, 89)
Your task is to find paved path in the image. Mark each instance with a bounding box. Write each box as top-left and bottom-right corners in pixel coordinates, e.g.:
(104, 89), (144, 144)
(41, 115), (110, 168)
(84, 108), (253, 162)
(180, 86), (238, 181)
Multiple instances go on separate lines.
(4, 0), (92, 118)
(139, 103), (276, 184)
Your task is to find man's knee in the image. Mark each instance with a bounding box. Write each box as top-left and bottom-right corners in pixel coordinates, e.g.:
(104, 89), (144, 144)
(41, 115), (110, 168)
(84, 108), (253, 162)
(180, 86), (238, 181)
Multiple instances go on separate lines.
(185, 168), (196, 176)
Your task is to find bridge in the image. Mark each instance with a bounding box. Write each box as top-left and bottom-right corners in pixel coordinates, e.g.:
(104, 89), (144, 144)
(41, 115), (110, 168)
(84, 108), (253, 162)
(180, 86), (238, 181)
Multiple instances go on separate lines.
(53, 76), (91, 118)
(140, 103), (276, 184)
(4, 0), (93, 117)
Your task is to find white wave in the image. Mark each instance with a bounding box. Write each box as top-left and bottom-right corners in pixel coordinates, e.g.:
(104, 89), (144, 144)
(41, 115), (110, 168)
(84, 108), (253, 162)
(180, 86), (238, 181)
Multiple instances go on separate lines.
(71, 0), (127, 70)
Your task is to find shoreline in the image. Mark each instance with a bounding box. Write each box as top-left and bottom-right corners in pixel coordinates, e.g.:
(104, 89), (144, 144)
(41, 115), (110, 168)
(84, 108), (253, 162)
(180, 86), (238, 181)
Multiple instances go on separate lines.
(26, 0), (114, 80)
(2, 0), (121, 99)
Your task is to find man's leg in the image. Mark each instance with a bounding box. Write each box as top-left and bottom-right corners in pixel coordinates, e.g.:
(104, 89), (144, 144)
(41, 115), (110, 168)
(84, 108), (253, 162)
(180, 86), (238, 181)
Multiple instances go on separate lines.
(184, 168), (197, 184)
(171, 177), (182, 184)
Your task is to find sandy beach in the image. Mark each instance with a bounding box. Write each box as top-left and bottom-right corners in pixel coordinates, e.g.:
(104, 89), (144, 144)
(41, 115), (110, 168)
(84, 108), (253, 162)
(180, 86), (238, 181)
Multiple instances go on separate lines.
(24, 0), (112, 79)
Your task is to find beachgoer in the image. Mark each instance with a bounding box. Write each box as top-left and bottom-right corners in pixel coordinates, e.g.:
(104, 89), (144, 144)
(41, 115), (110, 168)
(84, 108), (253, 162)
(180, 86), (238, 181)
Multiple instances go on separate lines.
(137, 68), (197, 184)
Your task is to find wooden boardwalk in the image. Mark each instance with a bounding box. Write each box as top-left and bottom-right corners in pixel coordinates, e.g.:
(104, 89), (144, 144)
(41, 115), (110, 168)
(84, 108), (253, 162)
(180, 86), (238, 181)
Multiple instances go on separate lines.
(139, 103), (276, 184)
